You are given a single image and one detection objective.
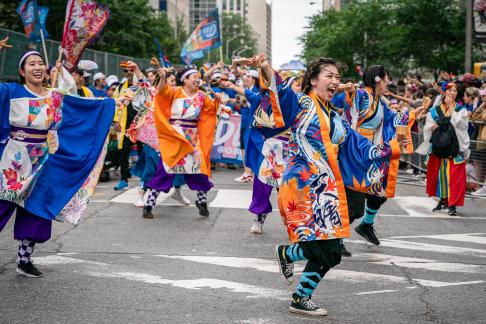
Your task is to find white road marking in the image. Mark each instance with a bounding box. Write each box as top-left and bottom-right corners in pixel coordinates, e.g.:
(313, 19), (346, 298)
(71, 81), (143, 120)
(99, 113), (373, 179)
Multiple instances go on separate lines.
(207, 189), (253, 209)
(352, 253), (486, 273)
(380, 214), (486, 220)
(347, 239), (486, 258)
(390, 233), (486, 245)
(354, 289), (399, 295)
(106, 189), (486, 220)
(394, 196), (438, 217)
(110, 188), (172, 204)
(33, 255), (107, 266)
(155, 255), (484, 288)
(88, 271), (289, 300)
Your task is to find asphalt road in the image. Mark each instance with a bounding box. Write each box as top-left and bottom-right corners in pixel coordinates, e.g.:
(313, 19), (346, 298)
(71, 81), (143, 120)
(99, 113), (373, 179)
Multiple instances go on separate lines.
(1, 168), (485, 324)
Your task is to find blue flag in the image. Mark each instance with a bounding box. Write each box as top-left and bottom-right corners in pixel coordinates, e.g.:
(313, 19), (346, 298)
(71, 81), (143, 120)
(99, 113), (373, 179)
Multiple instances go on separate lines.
(16, 0), (49, 42)
(153, 37), (172, 67)
(180, 8), (222, 64)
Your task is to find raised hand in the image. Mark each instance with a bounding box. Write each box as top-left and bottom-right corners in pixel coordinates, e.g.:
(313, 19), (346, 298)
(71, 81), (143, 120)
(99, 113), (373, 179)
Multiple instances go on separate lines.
(0, 37), (12, 50)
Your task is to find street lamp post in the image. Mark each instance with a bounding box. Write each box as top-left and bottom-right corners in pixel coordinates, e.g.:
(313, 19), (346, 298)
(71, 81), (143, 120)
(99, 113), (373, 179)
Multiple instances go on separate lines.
(226, 33), (246, 61)
(233, 45), (249, 58)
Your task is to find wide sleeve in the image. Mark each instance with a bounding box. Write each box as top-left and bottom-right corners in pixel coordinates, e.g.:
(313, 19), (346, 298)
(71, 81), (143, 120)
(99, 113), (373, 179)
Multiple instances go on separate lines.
(343, 89), (369, 129)
(0, 83), (12, 148)
(338, 120), (401, 198)
(451, 107), (470, 157)
(197, 92), (218, 176)
(253, 70), (300, 138)
(25, 94), (116, 219)
(415, 111), (435, 156)
(244, 88), (262, 111)
(57, 66), (77, 94)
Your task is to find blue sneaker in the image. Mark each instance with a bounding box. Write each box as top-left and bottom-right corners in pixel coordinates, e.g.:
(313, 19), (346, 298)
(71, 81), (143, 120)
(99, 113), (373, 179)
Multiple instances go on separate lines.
(114, 180), (128, 190)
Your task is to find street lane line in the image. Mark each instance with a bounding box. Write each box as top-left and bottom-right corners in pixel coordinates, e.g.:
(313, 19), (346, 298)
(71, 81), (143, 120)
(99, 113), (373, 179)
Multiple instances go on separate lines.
(88, 271), (289, 300)
(110, 188), (171, 204)
(346, 239), (486, 258)
(209, 189), (253, 209)
(354, 289), (399, 295)
(411, 280), (484, 288)
(379, 214), (486, 220)
(352, 253), (486, 273)
(389, 233), (486, 245)
(155, 255), (483, 288)
(107, 190), (486, 220)
(33, 255), (290, 300)
(33, 255), (107, 266)
(394, 196), (439, 217)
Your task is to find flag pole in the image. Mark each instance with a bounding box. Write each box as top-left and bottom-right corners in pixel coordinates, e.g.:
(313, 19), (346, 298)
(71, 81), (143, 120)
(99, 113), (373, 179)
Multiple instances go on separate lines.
(217, 2), (224, 63)
(39, 28), (49, 66)
(51, 46), (63, 88)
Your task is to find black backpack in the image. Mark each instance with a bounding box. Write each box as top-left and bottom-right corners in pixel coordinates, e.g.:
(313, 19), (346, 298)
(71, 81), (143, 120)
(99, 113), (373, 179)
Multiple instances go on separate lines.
(430, 107), (459, 158)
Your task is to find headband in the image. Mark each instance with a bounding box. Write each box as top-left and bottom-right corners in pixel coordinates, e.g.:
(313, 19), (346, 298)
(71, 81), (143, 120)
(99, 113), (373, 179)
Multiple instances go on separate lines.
(442, 81), (456, 92)
(18, 51), (42, 70)
(180, 69), (198, 82)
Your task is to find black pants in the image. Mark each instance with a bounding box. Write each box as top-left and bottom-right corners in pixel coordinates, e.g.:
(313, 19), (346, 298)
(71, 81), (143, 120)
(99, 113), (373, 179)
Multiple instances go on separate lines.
(300, 240), (342, 276)
(345, 188), (387, 224)
(119, 139), (143, 181)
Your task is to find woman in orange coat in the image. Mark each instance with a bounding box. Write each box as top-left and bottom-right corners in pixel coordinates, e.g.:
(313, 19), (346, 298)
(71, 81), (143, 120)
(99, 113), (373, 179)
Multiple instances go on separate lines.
(142, 67), (221, 218)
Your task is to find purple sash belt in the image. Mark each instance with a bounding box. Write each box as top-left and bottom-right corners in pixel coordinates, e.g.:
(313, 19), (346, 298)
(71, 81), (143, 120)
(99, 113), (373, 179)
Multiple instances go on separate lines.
(10, 126), (48, 144)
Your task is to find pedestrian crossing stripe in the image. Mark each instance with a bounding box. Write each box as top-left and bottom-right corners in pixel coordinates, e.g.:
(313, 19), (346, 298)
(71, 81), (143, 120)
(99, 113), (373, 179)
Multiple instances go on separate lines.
(106, 189), (486, 220)
(154, 254), (484, 287)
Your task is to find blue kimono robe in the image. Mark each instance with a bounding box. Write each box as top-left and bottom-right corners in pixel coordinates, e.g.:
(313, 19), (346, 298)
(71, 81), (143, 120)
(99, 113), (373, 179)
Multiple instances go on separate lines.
(254, 71), (401, 242)
(0, 83), (115, 221)
(244, 87), (290, 187)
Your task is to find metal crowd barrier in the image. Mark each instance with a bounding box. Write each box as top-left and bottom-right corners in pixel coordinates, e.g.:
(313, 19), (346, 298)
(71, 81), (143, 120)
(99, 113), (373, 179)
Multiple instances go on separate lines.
(0, 28), (150, 82)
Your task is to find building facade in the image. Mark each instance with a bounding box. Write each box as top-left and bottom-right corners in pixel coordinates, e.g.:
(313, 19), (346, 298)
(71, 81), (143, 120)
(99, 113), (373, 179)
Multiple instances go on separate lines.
(244, 0), (272, 60)
(322, 0), (348, 11)
(150, 0), (272, 60)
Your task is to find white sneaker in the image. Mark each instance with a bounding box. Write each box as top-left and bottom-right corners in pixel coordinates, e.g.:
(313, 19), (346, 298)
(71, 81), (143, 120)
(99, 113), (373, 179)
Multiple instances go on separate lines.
(134, 196), (145, 207)
(472, 186), (486, 197)
(250, 222), (263, 234)
(171, 188), (190, 205)
(235, 173), (248, 182)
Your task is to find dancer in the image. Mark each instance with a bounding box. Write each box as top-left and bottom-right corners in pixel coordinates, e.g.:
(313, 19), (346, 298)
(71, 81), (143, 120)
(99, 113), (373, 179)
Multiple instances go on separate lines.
(142, 67), (222, 218)
(127, 68), (189, 208)
(244, 55), (405, 316)
(0, 50), (119, 277)
(234, 69), (260, 183)
(417, 82), (469, 215)
(222, 72), (292, 234)
(341, 65), (415, 252)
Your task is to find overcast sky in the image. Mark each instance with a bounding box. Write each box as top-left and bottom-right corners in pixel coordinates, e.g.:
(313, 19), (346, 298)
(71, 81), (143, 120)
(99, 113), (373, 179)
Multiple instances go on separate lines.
(271, 0), (321, 68)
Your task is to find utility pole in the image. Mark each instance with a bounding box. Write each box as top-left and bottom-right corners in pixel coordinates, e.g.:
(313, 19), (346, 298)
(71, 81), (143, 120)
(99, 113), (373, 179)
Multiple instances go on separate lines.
(466, 0), (473, 73)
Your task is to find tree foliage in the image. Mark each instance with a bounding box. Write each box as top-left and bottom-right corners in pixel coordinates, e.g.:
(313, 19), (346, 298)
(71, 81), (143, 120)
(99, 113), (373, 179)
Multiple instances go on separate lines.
(300, 0), (471, 78)
(0, 0), (185, 60)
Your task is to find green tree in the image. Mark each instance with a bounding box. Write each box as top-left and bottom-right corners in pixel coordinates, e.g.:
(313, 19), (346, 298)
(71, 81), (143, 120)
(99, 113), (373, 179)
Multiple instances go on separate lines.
(301, 0), (472, 79)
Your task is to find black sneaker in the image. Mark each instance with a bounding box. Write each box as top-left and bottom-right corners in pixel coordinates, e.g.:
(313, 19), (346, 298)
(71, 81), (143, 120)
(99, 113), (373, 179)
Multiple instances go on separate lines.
(448, 206), (458, 216)
(195, 201), (209, 217)
(274, 245), (294, 284)
(16, 262), (43, 278)
(432, 200), (447, 212)
(340, 243), (352, 257)
(142, 206), (154, 219)
(289, 294), (327, 316)
(355, 223), (380, 245)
